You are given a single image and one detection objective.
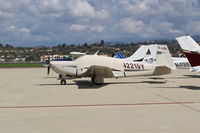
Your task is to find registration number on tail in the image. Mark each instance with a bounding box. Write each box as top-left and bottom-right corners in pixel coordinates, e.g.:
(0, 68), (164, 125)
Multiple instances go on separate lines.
(124, 63), (144, 70)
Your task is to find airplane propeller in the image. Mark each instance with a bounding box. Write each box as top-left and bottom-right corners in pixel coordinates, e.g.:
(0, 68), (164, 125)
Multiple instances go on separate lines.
(46, 57), (51, 76)
(47, 65), (50, 75)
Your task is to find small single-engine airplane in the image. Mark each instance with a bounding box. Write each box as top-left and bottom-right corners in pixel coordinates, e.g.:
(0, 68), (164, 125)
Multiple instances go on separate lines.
(176, 35), (200, 72)
(48, 45), (176, 85)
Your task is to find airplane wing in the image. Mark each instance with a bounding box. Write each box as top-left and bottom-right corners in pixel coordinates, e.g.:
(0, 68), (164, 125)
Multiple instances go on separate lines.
(82, 65), (115, 78)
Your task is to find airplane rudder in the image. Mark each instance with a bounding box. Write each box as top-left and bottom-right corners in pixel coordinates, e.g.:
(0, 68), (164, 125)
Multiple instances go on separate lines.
(156, 45), (176, 70)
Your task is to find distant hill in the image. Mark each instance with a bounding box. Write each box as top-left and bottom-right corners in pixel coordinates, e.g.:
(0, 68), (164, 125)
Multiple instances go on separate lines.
(105, 41), (126, 45)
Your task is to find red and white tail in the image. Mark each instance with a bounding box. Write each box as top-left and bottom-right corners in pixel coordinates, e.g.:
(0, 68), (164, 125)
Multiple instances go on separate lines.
(176, 36), (200, 68)
(176, 36), (200, 52)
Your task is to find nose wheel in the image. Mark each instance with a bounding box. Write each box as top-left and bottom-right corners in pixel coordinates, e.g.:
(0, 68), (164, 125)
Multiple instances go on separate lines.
(60, 79), (66, 85)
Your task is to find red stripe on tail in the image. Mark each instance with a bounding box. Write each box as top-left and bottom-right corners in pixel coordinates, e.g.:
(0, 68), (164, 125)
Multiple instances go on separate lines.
(184, 51), (200, 67)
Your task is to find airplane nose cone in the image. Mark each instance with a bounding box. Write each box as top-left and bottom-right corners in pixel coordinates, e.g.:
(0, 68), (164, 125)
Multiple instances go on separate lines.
(49, 61), (57, 67)
(48, 61), (77, 76)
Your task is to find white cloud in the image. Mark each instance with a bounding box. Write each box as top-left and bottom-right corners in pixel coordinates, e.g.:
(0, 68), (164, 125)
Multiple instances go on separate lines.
(0, 10), (15, 18)
(70, 0), (95, 17)
(68, 0), (110, 20)
(7, 25), (16, 31)
(185, 21), (200, 34)
(6, 25), (30, 36)
(96, 9), (110, 19)
(89, 25), (104, 32)
(120, 18), (145, 34)
(0, 0), (200, 45)
(70, 24), (104, 33)
(41, 0), (63, 11)
(70, 24), (86, 31)
(33, 35), (51, 42)
(29, 0), (64, 18)
(19, 28), (30, 34)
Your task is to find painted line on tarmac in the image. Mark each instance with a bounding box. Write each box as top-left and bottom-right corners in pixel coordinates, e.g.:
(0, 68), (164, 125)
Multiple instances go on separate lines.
(0, 102), (197, 109)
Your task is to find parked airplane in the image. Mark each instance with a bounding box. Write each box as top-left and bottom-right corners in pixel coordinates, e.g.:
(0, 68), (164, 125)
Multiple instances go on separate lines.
(114, 45), (191, 69)
(172, 57), (191, 69)
(176, 35), (200, 72)
(49, 45), (176, 85)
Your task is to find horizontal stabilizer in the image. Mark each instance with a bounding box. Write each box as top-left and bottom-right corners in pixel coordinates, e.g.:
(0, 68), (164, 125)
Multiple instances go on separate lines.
(153, 66), (172, 75)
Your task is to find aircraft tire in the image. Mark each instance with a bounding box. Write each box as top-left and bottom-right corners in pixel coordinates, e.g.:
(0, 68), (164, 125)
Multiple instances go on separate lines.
(60, 79), (66, 85)
(91, 77), (95, 83)
(91, 77), (104, 85)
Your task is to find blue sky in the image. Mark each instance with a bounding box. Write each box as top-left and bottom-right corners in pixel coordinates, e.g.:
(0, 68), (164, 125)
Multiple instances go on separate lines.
(0, 0), (200, 46)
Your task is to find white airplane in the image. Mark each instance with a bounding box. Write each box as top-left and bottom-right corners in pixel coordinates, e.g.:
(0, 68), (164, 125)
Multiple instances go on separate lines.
(49, 45), (176, 85)
(172, 57), (191, 69)
(115, 44), (191, 69)
(176, 35), (200, 72)
(143, 45), (191, 69)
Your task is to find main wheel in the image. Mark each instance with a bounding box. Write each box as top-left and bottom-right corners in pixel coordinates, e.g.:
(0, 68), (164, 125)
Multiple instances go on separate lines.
(60, 79), (66, 85)
(91, 77), (95, 83)
(91, 77), (104, 85)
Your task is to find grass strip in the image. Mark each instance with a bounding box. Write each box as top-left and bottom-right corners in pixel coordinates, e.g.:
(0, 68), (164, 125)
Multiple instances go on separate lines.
(0, 63), (43, 68)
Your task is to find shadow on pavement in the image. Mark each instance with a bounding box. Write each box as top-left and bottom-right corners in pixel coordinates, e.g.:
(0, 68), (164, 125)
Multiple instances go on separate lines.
(142, 81), (166, 84)
(74, 80), (166, 89)
(179, 86), (200, 90)
(42, 77), (58, 79)
(184, 75), (200, 78)
(37, 79), (167, 89)
(74, 80), (107, 89)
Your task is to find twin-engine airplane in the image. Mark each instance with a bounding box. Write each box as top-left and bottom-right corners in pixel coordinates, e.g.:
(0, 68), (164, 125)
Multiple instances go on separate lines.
(49, 45), (176, 85)
(176, 36), (200, 72)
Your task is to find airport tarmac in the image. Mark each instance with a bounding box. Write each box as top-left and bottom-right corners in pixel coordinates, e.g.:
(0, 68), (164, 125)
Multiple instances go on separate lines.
(0, 68), (200, 133)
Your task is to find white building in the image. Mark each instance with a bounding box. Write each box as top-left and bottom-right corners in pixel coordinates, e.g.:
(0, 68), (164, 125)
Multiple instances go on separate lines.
(40, 55), (68, 62)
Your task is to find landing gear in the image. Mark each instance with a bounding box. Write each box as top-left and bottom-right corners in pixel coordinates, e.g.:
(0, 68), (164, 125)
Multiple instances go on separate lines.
(91, 76), (104, 85)
(60, 79), (66, 85)
(59, 74), (63, 79)
(91, 77), (95, 83)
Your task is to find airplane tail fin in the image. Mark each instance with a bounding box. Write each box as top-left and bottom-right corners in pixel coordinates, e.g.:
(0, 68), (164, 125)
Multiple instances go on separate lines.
(176, 36), (200, 67)
(176, 36), (200, 52)
(124, 45), (148, 61)
(142, 44), (157, 64)
(153, 45), (176, 75)
(148, 45), (157, 60)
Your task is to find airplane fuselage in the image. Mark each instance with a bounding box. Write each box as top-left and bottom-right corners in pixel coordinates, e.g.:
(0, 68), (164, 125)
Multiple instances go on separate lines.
(50, 55), (165, 78)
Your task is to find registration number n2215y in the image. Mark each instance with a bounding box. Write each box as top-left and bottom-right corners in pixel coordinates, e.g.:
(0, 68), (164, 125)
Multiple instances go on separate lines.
(124, 63), (144, 70)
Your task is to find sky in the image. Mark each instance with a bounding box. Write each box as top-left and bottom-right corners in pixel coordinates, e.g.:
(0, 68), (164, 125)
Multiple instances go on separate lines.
(0, 0), (200, 46)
